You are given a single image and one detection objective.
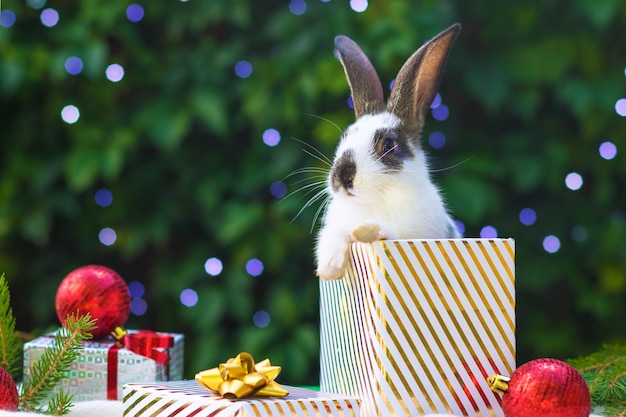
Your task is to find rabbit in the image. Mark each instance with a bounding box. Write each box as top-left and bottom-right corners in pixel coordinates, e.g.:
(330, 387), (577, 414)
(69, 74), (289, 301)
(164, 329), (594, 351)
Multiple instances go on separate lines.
(315, 24), (462, 281)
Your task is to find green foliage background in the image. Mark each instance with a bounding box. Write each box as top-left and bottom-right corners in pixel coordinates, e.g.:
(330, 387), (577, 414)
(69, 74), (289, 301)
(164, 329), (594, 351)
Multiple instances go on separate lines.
(1, 0), (625, 384)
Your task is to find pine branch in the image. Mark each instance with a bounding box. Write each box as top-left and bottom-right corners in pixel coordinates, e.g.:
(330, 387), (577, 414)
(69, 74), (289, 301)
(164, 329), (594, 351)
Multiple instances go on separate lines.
(603, 405), (626, 417)
(0, 273), (20, 377)
(44, 389), (74, 416)
(569, 344), (626, 417)
(19, 311), (97, 414)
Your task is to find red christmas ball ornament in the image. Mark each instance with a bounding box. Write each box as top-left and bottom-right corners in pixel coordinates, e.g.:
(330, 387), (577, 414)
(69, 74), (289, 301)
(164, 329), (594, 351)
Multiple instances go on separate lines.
(55, 265), (131, 340)
(488, 358), (591, 417)
(0, 367), (19, 411)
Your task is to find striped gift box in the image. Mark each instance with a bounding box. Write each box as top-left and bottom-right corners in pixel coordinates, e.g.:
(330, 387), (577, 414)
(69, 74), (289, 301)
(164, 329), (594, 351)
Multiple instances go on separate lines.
(123, 381), (360, 417)
(320, 239), (515, 417)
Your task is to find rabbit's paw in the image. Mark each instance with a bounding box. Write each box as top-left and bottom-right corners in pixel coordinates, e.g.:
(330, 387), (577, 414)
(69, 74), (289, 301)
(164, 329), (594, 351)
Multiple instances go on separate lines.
(351, 222), (386, 243)
(316, 253), (348, 281)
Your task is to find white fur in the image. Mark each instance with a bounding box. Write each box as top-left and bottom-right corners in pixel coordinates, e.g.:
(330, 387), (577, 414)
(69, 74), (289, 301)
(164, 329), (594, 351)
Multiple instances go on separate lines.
(316, 113), (459, 281)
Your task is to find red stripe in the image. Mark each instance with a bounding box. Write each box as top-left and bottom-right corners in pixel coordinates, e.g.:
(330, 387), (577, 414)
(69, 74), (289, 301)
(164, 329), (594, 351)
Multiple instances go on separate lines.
(107, 344), (120, 400)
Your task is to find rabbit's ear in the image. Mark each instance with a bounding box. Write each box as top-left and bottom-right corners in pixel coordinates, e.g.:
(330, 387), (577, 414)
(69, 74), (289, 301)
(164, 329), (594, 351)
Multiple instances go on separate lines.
(334, 35), (385, 119)
(387, 24), (460, 132)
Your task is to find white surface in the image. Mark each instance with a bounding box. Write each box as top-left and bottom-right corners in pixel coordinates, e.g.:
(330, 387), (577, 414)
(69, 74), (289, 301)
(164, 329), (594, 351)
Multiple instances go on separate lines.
(0, 402), (606, 416)
(0, 400), (122, 416)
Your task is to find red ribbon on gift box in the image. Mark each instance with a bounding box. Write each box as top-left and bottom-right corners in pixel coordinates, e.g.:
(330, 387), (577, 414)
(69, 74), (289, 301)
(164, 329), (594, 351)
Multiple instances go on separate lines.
(107, 328), (175, 400)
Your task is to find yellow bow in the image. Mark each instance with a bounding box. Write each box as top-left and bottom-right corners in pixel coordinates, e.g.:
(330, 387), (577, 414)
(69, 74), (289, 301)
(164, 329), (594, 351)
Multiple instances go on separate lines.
(195, 352), (289, 399)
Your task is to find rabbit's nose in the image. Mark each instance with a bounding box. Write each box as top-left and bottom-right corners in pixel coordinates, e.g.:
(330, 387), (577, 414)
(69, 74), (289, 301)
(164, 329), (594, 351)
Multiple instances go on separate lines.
(331, 149), (356, 193)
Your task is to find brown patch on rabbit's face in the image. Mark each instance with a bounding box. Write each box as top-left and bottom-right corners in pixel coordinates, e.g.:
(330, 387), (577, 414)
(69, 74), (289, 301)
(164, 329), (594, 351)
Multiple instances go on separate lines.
(372, 127), (415, 171)
(331, 149), (356, 194)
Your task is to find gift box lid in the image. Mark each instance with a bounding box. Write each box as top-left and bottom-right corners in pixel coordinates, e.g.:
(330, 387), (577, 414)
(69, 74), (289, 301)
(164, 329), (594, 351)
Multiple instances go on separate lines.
(123, 380), (360, 417)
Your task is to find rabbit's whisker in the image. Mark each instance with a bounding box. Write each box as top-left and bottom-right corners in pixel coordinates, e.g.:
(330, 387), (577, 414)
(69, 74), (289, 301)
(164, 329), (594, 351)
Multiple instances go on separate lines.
(376, 144), (399, 163)
(429, 155), (474, 173)
(291, 187), (329, 225)
(311, 196), (331, 233)
(283, 180), (327, 201)
(283, 167), (329, 180)
(291, 137), (333, 166)
(305, 113), (344, 135)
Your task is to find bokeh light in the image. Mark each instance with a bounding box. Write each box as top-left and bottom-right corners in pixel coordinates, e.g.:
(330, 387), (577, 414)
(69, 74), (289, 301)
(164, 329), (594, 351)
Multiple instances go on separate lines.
(570, 225), (587, 242)
(64, 56), (83, 75)
(95, 188), (113, 207)
(565, 172), (583, 191)
(480, 225), (497, 238)
(454, 220), (465, 236)
(234, 60), (253, 78)
(347, 96), (354, 110)
(0, 10), (17, 28)
(180, 289), (199, 307)
(599, 141), (617, 160)
(615, 98), (626, 117)
(270, 181), (288, 198)
(106, 64), (125, 82)
(40, 8), (59, 27)
(61, 105), (80, 124)
(253, 310), (271, 328)
(130, 298), (147, 316)
(350, 0), (368, 12)
(126, 4), (144, 22)
(128, 281), (145, 298)
(543, 235), (560, 253)
(519, 208), (537, 226)
(26, 0), (47, 9)
(245, 258), (264, 277)
(389, 79), (395, 91)
(428, 131), (446, 149)
(98, 227), (117, 246)
(204, 257), (223, 276)
(432, 104), (449, 121)
(289, 0), (307, 15)
(262, 128), (281, 146)
(430, 93), (442, 109)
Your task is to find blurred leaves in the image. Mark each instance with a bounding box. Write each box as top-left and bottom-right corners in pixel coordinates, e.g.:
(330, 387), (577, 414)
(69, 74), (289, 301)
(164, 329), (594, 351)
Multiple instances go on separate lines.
(1, 0), (626, 385)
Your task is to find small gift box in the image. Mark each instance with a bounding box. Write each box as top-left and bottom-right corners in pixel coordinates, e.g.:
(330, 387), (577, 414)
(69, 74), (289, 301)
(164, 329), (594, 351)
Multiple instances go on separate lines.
(320, 239), (515, 417)
(122, 381), (360, 417)
(23, 329), (184, 401)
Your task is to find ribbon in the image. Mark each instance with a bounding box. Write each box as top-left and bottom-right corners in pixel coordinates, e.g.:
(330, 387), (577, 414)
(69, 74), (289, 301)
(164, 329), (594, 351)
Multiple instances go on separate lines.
(195, 352), (289, 399)
(107, 327), (175, 400)
(487, 374), (511, 395)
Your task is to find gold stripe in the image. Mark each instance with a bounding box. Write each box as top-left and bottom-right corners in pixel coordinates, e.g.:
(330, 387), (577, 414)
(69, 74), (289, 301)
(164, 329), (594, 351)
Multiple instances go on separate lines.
(407, 240), (484, 414)
(385, 241), (460, 414)
(433, 241), (509, 364)
(429, 240), (510, 413)
(449, 241), (514, 372)
(136, 397), (170, 417)
(356, 244), (384, 417)
(362, 242), (390, 417)
(147, 400), (181, 417)
(283, 400), (299, 417)
(412, 242), (490, 414)
(491, 240), (515, 299)
(381, 241), (450, 415)
(121, 390), (152, 416)
(475, 241), (515, 336)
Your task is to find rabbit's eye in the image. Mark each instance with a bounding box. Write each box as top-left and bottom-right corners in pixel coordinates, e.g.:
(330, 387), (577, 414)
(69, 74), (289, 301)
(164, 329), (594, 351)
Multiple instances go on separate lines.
(382, 138), (396, 154)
